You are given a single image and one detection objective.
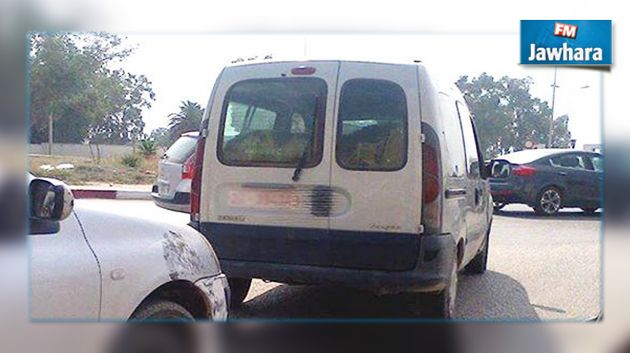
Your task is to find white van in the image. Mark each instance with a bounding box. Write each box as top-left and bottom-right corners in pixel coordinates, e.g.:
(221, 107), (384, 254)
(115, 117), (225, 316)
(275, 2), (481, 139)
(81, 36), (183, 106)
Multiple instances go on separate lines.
(189, 60), (493, 318)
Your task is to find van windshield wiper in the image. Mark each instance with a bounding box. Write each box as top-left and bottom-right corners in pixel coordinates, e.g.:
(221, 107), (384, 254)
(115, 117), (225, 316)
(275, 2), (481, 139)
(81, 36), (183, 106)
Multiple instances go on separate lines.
(291, 115), (319, 181)
(292, 101), (320, 182)
(292, 129), (314, 182)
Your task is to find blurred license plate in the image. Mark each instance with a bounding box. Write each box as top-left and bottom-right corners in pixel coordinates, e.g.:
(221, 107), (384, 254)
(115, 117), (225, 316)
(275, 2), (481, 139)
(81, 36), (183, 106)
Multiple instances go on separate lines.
(228, 189), (301, 209)
(159, 184), (169, 196)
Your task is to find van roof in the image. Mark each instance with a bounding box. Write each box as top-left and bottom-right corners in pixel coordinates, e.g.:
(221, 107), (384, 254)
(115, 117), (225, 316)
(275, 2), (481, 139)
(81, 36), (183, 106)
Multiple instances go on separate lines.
(222, 58), (460, 89)
(224, 58), (425, 69)
(222, 58), (461, 103)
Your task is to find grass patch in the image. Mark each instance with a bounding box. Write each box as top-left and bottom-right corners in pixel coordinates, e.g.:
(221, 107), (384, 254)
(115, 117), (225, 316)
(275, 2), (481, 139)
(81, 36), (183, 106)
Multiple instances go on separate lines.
(29, 154), (159, 185)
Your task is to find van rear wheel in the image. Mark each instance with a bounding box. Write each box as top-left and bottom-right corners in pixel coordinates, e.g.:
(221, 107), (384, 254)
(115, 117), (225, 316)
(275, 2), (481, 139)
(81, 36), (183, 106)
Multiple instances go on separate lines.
(422, 258), (458, 319)
(465, 225), (490, 274)
(227, 277), (251, 308)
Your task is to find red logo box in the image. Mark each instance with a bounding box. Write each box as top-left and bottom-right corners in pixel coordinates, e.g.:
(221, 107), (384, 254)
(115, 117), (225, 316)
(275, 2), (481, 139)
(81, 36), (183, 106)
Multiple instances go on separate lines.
(554, 22), (578, 39)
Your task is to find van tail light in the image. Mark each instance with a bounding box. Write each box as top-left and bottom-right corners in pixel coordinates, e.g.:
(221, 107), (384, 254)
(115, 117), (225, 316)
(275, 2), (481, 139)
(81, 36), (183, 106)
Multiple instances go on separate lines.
(421, 125), (442, 234)
(181, 154), (196, 180)
(190, 136), (206, 222)
(422, 145), (440, 203)
(512, 165), (537, 177)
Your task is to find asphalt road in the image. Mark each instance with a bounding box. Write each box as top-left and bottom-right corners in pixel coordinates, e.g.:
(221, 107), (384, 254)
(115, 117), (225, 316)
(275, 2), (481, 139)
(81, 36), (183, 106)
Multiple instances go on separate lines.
(78, 199), (601, 321)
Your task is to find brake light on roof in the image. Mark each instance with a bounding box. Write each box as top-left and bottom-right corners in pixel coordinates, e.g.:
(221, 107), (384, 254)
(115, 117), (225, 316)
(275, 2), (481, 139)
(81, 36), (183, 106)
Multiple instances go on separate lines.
(512, 165), (537, 177)
(291, 66), (316, 75)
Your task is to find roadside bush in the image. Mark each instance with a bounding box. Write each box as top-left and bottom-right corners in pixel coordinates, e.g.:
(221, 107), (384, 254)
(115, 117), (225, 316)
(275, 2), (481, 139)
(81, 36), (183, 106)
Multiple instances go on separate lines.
(30, 155), (158, 185)
(35, 168), (72, 182)
(121, 154), (141, 168)
(138, 139), (157, 157)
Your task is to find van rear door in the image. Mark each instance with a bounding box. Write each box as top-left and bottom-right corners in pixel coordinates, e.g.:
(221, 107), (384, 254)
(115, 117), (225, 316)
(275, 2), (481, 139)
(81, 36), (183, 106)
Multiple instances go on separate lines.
(328, 62), (423, 271)
(200, 61), (339, 266)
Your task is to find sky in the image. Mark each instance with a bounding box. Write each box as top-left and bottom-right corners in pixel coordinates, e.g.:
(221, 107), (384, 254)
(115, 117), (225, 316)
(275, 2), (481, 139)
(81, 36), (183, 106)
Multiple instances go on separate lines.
(121, 34), (602, 149)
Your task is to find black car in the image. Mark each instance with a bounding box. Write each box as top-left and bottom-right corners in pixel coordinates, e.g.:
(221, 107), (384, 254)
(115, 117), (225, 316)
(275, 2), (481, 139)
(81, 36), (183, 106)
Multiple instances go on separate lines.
(488, 149), (603, 215)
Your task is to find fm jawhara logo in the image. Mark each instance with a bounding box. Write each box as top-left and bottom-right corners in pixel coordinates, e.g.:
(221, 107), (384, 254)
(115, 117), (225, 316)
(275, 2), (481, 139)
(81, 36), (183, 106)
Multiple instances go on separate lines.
(521, 20), (612, 65)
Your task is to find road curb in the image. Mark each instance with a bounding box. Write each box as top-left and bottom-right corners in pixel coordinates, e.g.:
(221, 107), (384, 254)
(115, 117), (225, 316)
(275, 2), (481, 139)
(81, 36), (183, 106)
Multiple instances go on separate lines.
(72, 189), (152, 200)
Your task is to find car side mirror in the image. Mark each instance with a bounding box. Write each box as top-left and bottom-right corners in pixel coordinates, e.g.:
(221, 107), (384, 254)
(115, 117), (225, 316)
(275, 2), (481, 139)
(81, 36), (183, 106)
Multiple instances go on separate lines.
(29, 178), (74, 222)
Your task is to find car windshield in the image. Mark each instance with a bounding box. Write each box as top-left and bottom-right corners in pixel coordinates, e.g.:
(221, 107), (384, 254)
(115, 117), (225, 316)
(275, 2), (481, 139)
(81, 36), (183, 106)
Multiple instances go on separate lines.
(164, 135), (198, 163)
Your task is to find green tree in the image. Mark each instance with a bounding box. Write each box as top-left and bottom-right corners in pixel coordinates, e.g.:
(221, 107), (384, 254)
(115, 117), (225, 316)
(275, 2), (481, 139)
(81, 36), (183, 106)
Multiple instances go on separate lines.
(551, 114), (573, 149)
(87, 73), (154, 144)
(456, 73), (572, 158)
(167, 101), (204, 143)
(29, 33), (154, 145)
(148, 127), (171, 148)
(138, 139), (157, 156)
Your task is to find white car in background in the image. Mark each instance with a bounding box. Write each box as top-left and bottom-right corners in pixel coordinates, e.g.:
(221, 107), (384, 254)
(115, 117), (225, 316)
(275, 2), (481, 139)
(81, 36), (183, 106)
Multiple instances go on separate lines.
(152, 132), (199, 213)
(28, 175), (229, 321)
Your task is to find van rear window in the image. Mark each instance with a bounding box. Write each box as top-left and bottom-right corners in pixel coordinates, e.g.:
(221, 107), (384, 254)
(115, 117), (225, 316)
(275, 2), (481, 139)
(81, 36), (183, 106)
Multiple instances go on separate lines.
(218, 78), (327, 167)
(336, 79), (408, 171)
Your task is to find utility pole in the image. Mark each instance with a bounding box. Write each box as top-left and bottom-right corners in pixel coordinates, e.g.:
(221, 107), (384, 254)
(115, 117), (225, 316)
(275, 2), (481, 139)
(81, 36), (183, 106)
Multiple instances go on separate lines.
(48, 113), (53, 156)
(547, 67), (559, 148)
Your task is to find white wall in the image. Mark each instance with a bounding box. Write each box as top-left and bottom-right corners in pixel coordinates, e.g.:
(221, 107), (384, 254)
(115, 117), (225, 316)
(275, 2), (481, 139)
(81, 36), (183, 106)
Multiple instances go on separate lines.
(29, 143), (135, 159)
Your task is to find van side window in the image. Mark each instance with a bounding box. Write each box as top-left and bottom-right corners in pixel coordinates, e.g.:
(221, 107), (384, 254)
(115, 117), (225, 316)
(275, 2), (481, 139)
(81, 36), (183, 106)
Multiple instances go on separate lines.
(456, 101), (480, 177)
(336, 79), (407, 171)
(439, 94), (466, 178)
(218, 78), (327, 167)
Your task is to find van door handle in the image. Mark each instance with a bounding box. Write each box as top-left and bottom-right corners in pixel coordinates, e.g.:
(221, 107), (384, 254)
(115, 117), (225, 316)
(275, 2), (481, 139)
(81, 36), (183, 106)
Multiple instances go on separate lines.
(558, 171), (568, 176)
(445, 188), (466, 199)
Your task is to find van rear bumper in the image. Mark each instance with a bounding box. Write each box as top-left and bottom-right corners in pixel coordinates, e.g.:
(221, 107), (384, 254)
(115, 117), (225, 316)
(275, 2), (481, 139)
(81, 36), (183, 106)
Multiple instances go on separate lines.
(200, 223), (424, 272)
(219, 233), (456, 295)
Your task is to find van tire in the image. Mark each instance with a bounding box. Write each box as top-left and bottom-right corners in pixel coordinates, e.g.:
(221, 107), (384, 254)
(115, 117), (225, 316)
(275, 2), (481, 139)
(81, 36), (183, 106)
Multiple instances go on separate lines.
(130, 300), (195, 321)
(227, 277), (251, 308)
(423, 258), (458, 319)
(465, 226), (490, 274)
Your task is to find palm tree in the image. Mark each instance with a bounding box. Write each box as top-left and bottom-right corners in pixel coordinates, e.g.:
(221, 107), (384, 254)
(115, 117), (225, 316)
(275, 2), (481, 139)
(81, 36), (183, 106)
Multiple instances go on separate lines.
(167, 100), (204, 143)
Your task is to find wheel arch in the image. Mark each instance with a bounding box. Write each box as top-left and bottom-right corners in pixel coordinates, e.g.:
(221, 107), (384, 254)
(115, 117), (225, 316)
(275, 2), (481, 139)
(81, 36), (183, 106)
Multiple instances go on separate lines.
(534, 183), (566, 205)
(129, 280), (211, 320)
(456, 238), (465, 268)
